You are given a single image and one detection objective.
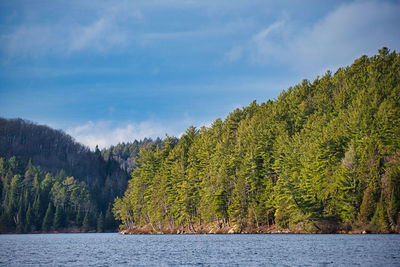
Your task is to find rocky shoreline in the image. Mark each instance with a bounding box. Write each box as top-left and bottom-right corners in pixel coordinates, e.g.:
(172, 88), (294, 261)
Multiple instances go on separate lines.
(119, 223), (376, 235)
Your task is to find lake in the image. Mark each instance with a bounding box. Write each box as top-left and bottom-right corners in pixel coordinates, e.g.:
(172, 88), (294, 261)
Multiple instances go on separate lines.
(0, 233), (399, 266)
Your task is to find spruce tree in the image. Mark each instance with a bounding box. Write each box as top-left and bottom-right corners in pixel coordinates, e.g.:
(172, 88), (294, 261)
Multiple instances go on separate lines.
(75, 206), (83, 227)
(53, 204), (65, 229)
(16, 200), (25, 233)
(25, 204), (32, 232)
(42, 203), (54, 232)
(105, 204), (114, 231)
(97, 212), (104, 232)
(82, 211), (90, 232)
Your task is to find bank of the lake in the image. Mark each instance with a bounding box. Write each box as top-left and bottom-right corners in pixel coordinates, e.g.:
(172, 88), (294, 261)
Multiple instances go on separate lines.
(118, 222), (387, 235)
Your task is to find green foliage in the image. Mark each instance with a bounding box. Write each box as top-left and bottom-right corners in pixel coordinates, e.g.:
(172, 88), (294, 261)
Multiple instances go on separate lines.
(82, 211), (90, 232)
(42, 203), (53, 232)
(0, 157), (101, 233)
(97, 212), (104, 232)
(112, 49), (400, 233)
(53, 204), (66, 229)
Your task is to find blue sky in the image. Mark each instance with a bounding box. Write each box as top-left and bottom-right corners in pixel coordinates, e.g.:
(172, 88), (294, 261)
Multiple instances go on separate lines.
(1, 0), (400, 149)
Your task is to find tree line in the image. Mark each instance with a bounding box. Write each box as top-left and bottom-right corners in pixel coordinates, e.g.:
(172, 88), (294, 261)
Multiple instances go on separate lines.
(113, 48), (400, 233)
(101, 138), (174, 174)
(0, 118), (132, 233)
(0, 157), (116, 232)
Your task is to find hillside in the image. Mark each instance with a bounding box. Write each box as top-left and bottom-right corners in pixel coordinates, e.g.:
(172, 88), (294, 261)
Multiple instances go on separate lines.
(114, 48), (400, 234)
(0, 119), (130, 232)
(101, 137), (178, 173)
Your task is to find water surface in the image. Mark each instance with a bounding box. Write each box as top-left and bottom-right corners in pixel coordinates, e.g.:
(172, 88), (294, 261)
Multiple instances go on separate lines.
(0, 233), (399, 266)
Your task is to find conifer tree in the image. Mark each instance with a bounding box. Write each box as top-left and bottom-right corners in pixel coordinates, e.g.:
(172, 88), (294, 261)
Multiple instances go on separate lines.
(82, 211), (90, 232)
(25, 204), (33, 232)
(75, 206), (83, 227)
(53, 204), (65, 229)
(97, 212), (104, 232)
(42, 202), (54, 232)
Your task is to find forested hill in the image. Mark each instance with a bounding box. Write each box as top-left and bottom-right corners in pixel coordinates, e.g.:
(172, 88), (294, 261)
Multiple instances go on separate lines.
(0, 118), (130, 233)
(101, 137), (178, 173)
(114, 48), (400, 234)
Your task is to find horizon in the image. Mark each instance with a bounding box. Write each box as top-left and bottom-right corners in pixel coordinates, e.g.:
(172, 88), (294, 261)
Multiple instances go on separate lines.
(1, 0), (400, 149)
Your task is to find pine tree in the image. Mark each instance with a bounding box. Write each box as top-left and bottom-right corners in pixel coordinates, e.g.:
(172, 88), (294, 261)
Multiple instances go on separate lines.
(75, 206), (83, 227)
(25, 204), (33, 232)
(42, 203), (54, 232)
(16, 198), (25, 233)
(97, 212), (104, 232)
(358, 176), (380, 224)
(53, 204), (65, 229)
(32, 188), (42, 229)
(82, 211), (90, 232)
(105, 204), (115, 231)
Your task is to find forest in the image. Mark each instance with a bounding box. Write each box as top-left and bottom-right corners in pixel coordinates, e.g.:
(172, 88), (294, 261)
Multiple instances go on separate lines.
(0, 157), (116, 232)
(0, 119), (131, 233)
(101, 138), (176, 174)
(113, 48), (400, 234)
(1, 48), (399, 234)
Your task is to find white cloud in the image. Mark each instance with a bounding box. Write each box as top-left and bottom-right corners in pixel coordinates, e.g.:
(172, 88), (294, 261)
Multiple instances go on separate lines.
(66, 120), (166, 150)
(0, 2), (143, 59)
(234, 0), (400, 75)
(66, 116), (212, 149)
(291, 0), (400, 73)
(249, 20), (286, 65)
(225, 46), (243, 62)
(69, 17), (127, 52)
(1, 25), (61, 58)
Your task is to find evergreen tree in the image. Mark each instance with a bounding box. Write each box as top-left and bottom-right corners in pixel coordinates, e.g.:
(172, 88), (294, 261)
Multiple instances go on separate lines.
(42, 202), (54, 232)
(105, 204), (115, 231)
(53, 204), (65, 229)
(97, 212), (104, 232)
(25, 204), (33, 232)
(82, 211), (90, 232)
(75, 206), (83, 227)
(16, 198), (25, 233)
(112, 49), (400, 233)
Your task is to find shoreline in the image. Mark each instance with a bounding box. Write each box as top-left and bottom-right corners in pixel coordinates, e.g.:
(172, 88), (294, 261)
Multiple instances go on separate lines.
(118, 223), (384, 235)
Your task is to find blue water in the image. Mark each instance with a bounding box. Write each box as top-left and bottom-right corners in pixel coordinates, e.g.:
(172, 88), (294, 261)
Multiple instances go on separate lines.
(0, 233), (399, 266)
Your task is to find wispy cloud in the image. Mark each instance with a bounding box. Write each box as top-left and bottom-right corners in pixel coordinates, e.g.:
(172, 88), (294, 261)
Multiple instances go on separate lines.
(0, 1), (257, 60)
(0, 2), (143, 59)
(66, 116), (213, 149)
(69, 18), (126, 52)
(228, 0), (400, 75)
(67, 120), (167, 150)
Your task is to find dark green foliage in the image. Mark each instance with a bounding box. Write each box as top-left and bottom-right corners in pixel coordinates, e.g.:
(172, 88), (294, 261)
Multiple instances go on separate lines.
(75, 206), (83, 227)
(105, 204), (116, 231)
(0, 116), (131, 232)
(25, 204), (32, 232)
(0, 157), (106, 232)
(42, 203), (53, 232)
(114, 48), (400, 233)
(101, 138), (170, 173)
(82, 212), (90, 232)
(53, 204), (66, 229)
(97, 212), (104, 232)
(0, 118), (130, 232)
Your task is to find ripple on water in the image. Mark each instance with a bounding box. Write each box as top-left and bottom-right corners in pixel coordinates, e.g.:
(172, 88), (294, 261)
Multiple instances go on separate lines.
(0, 233), (399, 266)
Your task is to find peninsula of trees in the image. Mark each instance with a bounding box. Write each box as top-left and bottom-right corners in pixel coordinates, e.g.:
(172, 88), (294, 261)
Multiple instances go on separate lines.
(1, 48), (399, 234)
(113, 48), (400, 234)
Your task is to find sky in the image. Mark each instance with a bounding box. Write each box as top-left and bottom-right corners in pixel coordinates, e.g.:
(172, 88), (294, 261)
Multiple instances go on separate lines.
(1, 0), (400, 149)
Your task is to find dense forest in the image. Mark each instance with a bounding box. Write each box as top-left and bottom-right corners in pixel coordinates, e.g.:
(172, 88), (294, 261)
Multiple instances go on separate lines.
(101, 138), (177, 173)
(0, 119), (131, 233)
(113, 48), (400, 234)
(0, 157), (116, 232)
